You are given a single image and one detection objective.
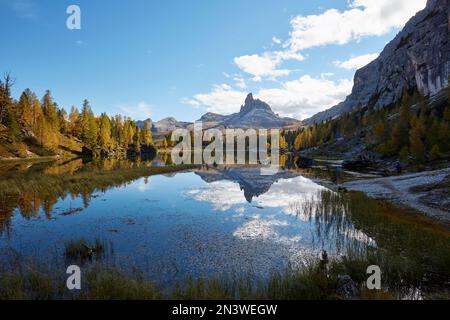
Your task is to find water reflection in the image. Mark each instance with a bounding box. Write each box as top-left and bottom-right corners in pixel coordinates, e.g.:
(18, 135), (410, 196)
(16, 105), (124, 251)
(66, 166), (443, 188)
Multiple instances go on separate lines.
(187, 169), (375, 259)
(0, 158), (448, 296)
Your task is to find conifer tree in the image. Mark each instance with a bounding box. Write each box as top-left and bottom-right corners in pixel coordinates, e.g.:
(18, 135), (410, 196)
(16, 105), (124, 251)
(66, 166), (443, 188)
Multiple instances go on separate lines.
(17, 89), (33, 128)
(142, 120), (153, 145)
(409, 114), (425, 161)
(42, 90), (60, 130)
(99, 113), (112, 149)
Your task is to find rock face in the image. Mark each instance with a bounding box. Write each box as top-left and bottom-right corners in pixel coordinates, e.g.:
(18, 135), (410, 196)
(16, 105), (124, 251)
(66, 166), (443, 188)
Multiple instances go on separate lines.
(306, 0), (450, 125)
(199, 93), (301, 129)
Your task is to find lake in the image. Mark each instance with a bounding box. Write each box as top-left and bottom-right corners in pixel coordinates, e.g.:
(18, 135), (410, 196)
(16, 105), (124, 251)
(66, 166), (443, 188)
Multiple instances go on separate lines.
(0, 158), (449, 298)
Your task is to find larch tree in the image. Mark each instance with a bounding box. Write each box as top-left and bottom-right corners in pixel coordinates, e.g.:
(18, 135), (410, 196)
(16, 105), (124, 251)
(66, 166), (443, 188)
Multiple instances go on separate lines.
(409, 114), (425, 161)
(99, 113), (112, 150)
(142, 120), (153, 145)
(17, 89), (33, 128)
(42, 90), (60, 131)
(69, 106), (81, 138)
(81, 99), (98, 149)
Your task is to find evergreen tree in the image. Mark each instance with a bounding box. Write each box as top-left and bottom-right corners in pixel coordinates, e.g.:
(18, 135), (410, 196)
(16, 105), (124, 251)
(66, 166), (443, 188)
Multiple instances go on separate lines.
(0, 74), (14, 125)
(438, 121), (449, 152)
(409, 114), (425, 161)
(5, 103), (21, 140)
(426, 118), (441, 150)
(430, 145), (441, 161)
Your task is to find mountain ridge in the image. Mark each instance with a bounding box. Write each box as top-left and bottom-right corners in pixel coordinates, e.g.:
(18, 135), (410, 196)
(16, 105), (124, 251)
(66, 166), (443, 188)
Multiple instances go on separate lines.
(138, 93), (302, 133)
(305, 0), (449, 125)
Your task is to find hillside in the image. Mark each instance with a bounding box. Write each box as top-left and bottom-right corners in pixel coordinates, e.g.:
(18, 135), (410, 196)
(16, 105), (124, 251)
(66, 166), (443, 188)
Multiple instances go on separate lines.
(306, 0), (449, 125)
(0, 79), (155, 161)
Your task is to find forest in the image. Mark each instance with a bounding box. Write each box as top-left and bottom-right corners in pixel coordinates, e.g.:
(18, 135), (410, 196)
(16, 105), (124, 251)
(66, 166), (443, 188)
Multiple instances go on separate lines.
(285, 86), (450, 164)
(0, 74), (154, 159)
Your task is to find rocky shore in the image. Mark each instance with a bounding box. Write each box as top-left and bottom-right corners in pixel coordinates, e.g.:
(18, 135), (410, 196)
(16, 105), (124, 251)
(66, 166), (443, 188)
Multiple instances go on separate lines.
(343, 168), (450, 225)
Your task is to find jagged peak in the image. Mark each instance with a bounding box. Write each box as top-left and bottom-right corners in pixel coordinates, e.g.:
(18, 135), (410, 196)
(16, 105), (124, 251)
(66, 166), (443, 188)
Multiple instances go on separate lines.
(240, 93), (272, 114)
(245, 93), (254, 105)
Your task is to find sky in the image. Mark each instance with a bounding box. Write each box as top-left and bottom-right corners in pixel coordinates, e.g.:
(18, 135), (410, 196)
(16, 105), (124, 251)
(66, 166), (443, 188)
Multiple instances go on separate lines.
(0, 0), (427, 122)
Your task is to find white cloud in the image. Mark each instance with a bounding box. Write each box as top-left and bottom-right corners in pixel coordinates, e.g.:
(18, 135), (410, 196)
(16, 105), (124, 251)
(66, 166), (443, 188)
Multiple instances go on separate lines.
(287, 0), (426, 51)
(272, 36), (282, 45)
(232, 0), (425, 82)
(233, 76), (247, 89)
(258, 75), (353, 119)
(234, 51), (303, 81)
(184, 84), (248, 115)
(119, 101), (153, 119)
(334, 53), (379, 70)
(187, 0), (426, 118)
(185, 75), (353, 120)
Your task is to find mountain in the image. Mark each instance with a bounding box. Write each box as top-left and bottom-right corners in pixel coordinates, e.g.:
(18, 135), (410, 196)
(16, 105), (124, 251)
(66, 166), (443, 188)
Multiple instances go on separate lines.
(152, 117), (191, 133)
(306, 0), (449, 125)
(136, 117), (191, 134)
(199, 93), (301, 129)
(194, 167), (300, 203)
(137, 94), (301, 133)
(198, 112), (227, 123)
(136, 118), (152, 129)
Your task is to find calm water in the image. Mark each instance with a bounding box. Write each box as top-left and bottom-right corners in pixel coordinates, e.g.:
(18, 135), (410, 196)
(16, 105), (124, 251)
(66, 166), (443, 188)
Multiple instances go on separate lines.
(0, 159), (449, 294)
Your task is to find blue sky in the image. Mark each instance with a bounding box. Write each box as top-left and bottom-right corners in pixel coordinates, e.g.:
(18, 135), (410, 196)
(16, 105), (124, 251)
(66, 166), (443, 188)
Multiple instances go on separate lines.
(0, 0), (427, 121)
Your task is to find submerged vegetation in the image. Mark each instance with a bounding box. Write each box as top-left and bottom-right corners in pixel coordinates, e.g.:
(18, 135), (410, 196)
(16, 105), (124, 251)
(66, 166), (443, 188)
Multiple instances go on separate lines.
(0, 251), (394, 300)
(0, 244), (447, 300)
(0, 184), (448, 300)
(64, 239), (114, 263)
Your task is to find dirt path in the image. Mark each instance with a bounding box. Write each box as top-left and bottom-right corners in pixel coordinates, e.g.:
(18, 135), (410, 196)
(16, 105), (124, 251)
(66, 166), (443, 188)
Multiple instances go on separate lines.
(342, 168), (450, 223)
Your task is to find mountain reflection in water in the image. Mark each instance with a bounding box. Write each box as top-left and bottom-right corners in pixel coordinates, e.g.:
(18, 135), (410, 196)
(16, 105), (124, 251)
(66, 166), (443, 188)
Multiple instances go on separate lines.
(0, 159), (448, 294)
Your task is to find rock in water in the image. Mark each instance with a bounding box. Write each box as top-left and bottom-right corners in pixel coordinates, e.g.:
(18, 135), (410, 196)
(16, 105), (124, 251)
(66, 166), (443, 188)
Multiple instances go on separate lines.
(306, 0), (450, 125)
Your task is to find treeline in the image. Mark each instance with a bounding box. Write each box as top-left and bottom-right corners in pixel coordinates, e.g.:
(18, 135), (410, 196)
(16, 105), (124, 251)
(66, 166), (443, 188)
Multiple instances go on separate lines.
(0, 74), (153, 158)
(288, 86), (450, 163)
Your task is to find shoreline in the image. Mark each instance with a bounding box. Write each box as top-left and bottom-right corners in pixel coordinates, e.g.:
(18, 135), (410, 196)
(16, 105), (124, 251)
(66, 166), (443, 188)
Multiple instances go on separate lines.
(342, 168), (450, 225)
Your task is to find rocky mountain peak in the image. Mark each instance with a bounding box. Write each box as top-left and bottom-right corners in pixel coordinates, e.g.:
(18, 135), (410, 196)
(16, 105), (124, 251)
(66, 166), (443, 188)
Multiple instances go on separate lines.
(245, 93), (254, 105)
(305, 0), (449, 125)
(240, 93), (273, 115)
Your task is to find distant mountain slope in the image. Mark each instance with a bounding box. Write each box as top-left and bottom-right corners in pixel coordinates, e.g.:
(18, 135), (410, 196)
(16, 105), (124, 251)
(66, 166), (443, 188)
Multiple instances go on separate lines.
(136, 117), (191, 134)
(152, 117), (191, 133)
(199, 93), (301, 129)
(305, 0), (449, 125)
(139, 94), (302, 133)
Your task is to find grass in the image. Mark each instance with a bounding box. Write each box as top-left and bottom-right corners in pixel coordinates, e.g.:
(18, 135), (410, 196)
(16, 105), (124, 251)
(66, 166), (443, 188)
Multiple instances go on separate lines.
(0, 253), (396, 300)
(64, 239), (114, 263)
(0, 161), (449, 300)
